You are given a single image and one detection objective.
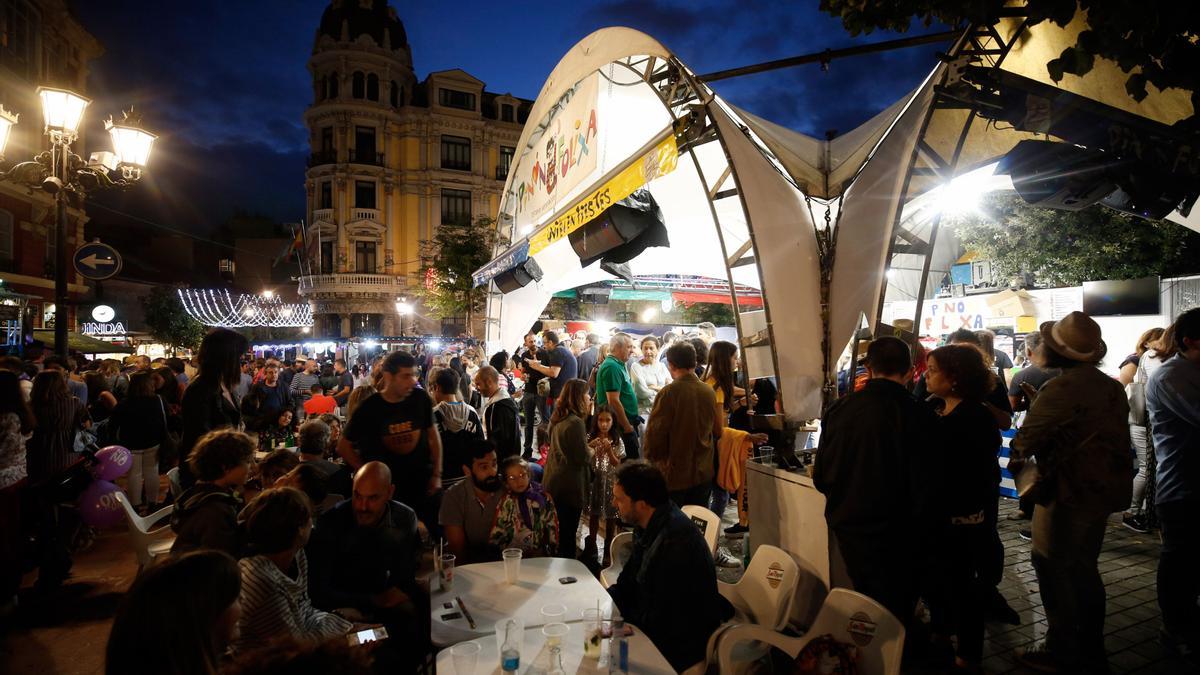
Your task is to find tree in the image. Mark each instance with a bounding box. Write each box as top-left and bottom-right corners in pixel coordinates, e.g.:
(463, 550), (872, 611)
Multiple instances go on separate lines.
(141, 285), (207, 354)
(680, 302), (736, 326)
(949, 193), (1200, 287)
(820, 0), (1200, 112)
(413, 216), (498, 332)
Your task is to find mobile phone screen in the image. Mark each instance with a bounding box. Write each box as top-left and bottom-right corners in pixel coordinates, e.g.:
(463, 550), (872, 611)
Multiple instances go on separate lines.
(348, 627), (388, 646)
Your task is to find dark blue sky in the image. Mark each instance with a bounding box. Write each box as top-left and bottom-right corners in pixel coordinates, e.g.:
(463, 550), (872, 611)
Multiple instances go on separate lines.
(73, 0), (946, 233)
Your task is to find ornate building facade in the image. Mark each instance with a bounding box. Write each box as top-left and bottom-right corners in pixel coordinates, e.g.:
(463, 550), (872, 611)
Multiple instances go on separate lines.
(299, 0), (531, 338)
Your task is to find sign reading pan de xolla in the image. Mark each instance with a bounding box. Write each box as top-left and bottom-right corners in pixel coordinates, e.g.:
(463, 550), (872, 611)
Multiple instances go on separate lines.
(528, 135), (678, 256)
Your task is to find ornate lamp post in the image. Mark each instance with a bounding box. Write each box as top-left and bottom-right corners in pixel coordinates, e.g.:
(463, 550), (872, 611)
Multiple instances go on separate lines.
(0, 87), (155, 356)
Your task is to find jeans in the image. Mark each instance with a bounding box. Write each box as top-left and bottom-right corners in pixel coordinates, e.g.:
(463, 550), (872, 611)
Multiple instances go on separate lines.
(710, 486), (731, 518)
(522, 392), (547, 457)
(1157, 499), (1200, 638)
(1129, 424), (1150, 515)
(621, 428), (640, 461)
(669, 482), (711, 509)
(127, 445), (159, 507)
(1031, 501), (1109, 666)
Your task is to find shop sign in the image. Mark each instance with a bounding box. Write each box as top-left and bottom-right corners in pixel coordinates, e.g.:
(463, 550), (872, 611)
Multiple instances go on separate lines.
(919, 296), (989, 335)
(81, 322), (127, 336)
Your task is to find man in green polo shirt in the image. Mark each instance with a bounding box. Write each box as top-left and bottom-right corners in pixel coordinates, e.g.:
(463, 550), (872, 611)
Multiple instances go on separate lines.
(596, 333), (641, 459)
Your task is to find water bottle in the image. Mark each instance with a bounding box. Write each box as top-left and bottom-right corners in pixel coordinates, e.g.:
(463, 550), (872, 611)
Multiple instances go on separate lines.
(501, 619), (520, 673)
(609, 612), (628, 674)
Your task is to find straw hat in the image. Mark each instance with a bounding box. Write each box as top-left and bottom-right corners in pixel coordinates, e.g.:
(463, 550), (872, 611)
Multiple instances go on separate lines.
(1040, 311), (1107, 363)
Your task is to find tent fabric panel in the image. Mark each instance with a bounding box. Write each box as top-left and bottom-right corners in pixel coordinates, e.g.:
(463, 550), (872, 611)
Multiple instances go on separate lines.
(829, 68), (942, 353)
(710, 104), (825, 421)
(673, 291), (763, 307)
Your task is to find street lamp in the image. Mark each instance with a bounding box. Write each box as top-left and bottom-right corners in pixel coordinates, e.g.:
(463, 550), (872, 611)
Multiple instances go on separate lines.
(396, 298), (413, 336)
(0, 88), (154, 357)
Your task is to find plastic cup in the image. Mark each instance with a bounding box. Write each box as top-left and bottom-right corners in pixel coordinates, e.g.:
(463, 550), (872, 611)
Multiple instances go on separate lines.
(450, 641), (480, 674)
(582, 608), (603, 659)
(542, 621), (570, 648)
(502, 548), (522, 584)
(439, 554), (455, 592)
(540, 603), (567, 623)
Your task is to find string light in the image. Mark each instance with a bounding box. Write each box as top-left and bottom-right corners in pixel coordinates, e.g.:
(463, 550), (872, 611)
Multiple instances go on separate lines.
(178, 289), (313, 328)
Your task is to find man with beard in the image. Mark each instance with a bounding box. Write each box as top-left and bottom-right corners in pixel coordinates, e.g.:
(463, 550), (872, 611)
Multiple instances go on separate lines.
(306, 461), (427, 669)
(438, 439), (503, 562)
(606, 461), (730, 672)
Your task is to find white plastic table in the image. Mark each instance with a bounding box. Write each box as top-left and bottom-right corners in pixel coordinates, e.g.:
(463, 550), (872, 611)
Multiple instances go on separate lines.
(434, 621), (675, 674)
(431, 557), (613, 647)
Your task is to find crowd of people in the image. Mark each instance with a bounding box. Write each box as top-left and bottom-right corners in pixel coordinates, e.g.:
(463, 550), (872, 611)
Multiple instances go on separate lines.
(0, 303), (1195, 674)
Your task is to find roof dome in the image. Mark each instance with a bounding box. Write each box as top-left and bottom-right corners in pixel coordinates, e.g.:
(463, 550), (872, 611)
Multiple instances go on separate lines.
(317, 0), (408, 51)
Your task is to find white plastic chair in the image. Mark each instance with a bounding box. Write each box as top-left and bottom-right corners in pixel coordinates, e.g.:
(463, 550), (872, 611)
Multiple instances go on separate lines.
(114, 491), (175, 572)
(600, 531), (633, 589)
(716, 588), (905, 675)
(165, 467), (183, 501)
(680, 504), (720, 556)
(719, 544), (799, 629)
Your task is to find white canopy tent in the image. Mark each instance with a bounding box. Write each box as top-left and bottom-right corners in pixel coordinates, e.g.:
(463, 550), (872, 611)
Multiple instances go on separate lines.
(476, 18), (1196, 423)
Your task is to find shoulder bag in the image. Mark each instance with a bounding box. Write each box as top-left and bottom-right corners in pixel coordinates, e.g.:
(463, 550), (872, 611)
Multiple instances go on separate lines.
(1125, 357), (1149, 426)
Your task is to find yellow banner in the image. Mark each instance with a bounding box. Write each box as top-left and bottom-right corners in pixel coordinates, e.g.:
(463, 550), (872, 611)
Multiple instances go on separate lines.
(528, 136), (678, 255)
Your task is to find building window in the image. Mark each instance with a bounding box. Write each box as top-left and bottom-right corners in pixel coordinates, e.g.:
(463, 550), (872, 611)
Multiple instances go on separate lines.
(318, 181), (333, 209)
(440, 135), (471, 172)
(328, 74), (339, 99)
(367, 73), (379, 101)
(352, 71), (365, 99)
(390, 81), (401, 107)
(0, 210), (13, 270)
(441, 189), (472, 227)
(320, 126), (334, 153)
(319, 313), (341, 338)
(351, 313), (382, 337)
(354, 241), (377, 274)
(501, 104), (514, 123)
(498, 146), (515, 180)
(439, 88), (476, 111)
(0, 0), (38, 80)
(320, 240), (334, 273)
(353, 126), (376, 164)
(355, 181), (376, 209)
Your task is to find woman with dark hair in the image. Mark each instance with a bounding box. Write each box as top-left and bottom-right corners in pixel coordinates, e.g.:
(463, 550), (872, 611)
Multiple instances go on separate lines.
(27, 370), (90, 483)
(83, 371), (117, 423)
(703, 340), (745, 525)
(153, 365), (182, 412)
(105, 550), (242, 675)
(543, 378), (592, 559)
(179, 328), (248, 487)
(1010, 312), (1133, 673)
(235, 487), (352, 650)
(0, 371), (34, 608)
(489, 350), (515, 395)
(108, 371), (168, 514)
(450, 356), (470, 401)
(924, 344), (1001, 672)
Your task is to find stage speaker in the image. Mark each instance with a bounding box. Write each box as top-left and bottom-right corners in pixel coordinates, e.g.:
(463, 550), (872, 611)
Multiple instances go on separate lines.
(493, 257), (543, 294)
(568, 189), (669, 268)
(578, 285), (611, 304)
(995, 140), (1116, 211)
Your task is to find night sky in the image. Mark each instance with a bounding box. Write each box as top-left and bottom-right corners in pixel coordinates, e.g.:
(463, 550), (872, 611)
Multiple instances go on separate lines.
(72, 0), (947, 235)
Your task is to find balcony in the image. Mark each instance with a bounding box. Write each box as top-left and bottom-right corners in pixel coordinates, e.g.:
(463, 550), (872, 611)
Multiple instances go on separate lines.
(351, 208), (380, 222)
(348, 149), (385, 166)
(312, 208), (334, 224)
(298, 273), (406, 297)
(307, 150), (337, 167)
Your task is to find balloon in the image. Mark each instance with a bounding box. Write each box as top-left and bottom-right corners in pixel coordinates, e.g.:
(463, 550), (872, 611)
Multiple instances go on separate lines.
(92, 445), (132, 481)
(78, 480), (125, 529)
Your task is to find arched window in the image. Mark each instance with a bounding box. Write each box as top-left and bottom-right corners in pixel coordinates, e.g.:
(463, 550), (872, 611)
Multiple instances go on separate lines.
(328, 74), (339, 99)
(352, 71), (365, 99)
(390, 81), (401, 108)
(366, 73), (379, 102)
(315, 76), (325, 102)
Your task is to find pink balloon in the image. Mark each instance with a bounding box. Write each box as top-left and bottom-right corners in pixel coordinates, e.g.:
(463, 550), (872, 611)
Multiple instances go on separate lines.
(92, 445), (132, 481)
(78, 480), (125, 528)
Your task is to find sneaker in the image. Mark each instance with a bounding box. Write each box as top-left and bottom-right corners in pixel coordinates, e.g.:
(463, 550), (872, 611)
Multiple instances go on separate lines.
(1014, 643), (1065, 673)
(714, 546), (742, 568)
(1006, 509), (1030, 521)
(1018, 529), (1032, 541)
(724, 523), (749, 538)
(1122, 513), (1150, 534)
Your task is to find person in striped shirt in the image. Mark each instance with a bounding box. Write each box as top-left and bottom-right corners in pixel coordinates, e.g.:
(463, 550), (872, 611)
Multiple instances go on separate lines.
(289, 359), (322, 416)
(234, 487), (354, 651)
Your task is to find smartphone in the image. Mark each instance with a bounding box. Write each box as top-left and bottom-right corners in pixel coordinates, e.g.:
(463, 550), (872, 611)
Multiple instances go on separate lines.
(440, 611), (463, 621)
(347, 627), (388, 646)
(558, 576), (577, 584)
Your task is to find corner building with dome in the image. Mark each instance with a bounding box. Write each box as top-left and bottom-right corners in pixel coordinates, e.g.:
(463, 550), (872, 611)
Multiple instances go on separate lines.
(299, 0), (531, 338)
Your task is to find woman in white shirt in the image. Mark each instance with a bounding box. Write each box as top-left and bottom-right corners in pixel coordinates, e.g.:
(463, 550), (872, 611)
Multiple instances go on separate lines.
(629, 335), (671, 419)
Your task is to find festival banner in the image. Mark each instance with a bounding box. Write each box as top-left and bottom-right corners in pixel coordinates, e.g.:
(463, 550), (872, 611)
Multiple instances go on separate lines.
(513, 73), (601, 225)
(528, 135), (678, 256)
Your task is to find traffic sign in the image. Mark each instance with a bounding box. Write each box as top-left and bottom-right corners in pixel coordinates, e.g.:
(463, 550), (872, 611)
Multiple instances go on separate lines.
(73, 242), (123, 281)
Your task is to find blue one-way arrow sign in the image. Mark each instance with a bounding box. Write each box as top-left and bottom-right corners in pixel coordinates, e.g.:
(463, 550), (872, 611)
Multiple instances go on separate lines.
(73, 242), (123, 281)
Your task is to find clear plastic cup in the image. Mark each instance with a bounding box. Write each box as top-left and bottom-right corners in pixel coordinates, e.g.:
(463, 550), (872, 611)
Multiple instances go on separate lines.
(502, 548), (522, 584)
(450, 641), (480, 674)
(541, 621), (570, 648)
(582, 608), (603, 659)
(439, 554), (455, 592)
(540, 603), (567, 623)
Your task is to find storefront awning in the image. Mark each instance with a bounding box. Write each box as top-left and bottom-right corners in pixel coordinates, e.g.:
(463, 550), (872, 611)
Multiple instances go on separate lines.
(33, 330), (134, 354)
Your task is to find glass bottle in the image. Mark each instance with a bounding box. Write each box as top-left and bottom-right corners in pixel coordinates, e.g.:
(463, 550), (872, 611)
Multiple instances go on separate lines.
(609, 612), (628, 673)
(547, 645), (566, 675)
(501, 619), (520, 674)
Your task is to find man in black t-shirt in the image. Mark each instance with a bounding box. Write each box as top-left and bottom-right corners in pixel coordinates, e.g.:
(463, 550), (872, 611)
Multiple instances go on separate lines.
(339, 351), (444, 531)
(516, 332), (549, 459)
(524, 330), (577, 405)
(331, 358), (354, 410)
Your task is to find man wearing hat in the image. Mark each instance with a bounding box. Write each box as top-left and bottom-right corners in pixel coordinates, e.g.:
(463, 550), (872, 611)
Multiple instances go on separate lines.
(1010, 311), (1133, 673)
